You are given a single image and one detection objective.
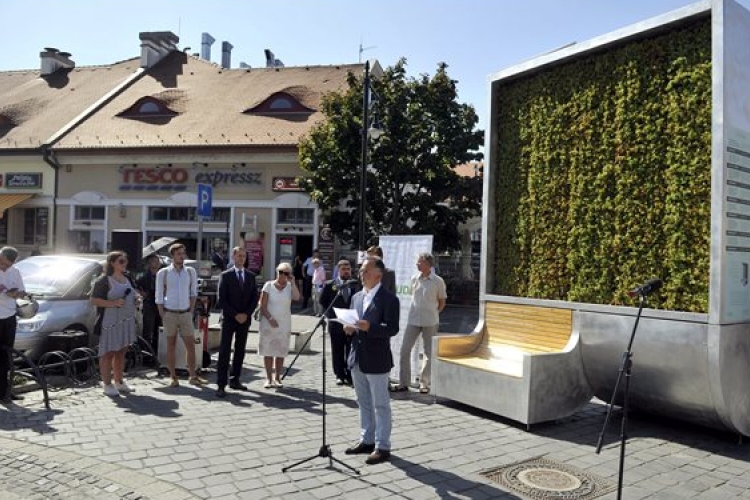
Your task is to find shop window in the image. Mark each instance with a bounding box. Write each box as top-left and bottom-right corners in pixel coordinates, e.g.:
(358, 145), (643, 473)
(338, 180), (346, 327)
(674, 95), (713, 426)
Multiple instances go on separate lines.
(0, 213), (7, 244)
(72, 230), (104, 253)
(277, 208), (314, 225)
(148, 206), (230, 223)
(23, 208), (48, 245)
(74, 205), (105, 221)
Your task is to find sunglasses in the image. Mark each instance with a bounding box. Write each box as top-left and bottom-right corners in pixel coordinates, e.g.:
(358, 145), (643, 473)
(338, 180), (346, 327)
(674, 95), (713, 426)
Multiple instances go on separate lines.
(279, 271), (291, 276)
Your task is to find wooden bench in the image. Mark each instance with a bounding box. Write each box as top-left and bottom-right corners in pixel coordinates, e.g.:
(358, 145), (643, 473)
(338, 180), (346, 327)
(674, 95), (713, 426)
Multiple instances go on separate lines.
(432, 301), (592, 426)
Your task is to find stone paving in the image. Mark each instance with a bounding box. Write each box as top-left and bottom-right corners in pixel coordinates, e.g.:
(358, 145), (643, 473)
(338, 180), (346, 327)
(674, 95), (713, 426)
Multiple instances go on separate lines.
(0, 307), (749, 499)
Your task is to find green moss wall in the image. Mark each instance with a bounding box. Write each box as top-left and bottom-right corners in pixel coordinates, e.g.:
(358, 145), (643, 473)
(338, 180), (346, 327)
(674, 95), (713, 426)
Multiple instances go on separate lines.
(493, 18), (711, 312)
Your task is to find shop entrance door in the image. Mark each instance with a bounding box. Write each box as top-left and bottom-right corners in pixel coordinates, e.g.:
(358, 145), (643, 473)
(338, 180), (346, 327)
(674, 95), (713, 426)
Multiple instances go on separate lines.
(275, 234), (313, 267)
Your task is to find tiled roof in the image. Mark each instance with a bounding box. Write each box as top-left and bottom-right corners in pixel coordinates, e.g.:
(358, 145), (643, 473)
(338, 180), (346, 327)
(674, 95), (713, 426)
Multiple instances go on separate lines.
(454, 161), (483, 178)
(0, 59), (141, 150)
(54, 52), (362, 150)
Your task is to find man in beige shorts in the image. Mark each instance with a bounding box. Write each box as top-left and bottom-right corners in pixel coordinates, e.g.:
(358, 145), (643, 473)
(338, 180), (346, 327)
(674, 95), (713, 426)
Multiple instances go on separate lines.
(155, 243), (208, 387)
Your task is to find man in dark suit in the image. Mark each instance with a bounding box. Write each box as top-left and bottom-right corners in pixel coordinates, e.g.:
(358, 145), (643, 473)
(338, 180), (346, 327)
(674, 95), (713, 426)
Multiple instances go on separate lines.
(319, 259), (359, 386)
(216, 246), (259, 398)
(366, 246), (396, 294)
(343, 256), (400, 465)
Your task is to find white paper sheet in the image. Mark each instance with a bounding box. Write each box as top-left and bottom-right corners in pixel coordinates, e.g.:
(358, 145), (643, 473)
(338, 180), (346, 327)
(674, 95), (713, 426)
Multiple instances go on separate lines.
(332, 307), (360, 327)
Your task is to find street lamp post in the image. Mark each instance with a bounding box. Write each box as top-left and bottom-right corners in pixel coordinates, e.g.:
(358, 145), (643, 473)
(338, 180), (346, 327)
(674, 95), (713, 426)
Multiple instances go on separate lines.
(358, 60), (372, 252)
(358, 60), (383, 253)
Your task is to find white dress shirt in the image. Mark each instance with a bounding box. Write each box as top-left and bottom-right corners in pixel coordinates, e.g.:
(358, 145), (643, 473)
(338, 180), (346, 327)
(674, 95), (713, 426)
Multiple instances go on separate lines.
(0, 266), (24, 320)
(155, 264), (197, 310)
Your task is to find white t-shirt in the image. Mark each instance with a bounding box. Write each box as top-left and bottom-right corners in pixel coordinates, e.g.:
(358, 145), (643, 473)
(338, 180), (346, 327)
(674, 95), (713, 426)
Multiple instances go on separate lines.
(0, 266), (24, 320)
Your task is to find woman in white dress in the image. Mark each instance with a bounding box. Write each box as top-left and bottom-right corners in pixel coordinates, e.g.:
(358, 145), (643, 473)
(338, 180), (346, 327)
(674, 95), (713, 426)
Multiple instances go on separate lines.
(258, 262), (300, 388)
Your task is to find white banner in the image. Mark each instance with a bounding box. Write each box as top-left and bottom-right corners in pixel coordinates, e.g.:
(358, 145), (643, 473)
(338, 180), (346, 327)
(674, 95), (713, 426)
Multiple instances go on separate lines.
(379, 235), (433, 383)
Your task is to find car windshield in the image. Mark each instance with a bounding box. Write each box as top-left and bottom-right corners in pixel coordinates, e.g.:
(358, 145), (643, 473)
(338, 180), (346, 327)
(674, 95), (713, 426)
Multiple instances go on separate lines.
(15, 256), (99, 297)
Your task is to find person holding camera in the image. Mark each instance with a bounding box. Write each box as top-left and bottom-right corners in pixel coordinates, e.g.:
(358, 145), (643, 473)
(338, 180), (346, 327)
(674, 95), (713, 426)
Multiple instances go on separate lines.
(0, 246), (25, 403)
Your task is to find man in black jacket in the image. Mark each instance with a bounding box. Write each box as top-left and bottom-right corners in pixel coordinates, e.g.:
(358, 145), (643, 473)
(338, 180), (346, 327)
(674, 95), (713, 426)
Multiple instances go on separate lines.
(136, 254), (163, 361)
(343, 256), (400, 465)
(216, 246), (259, 397)
(319, 259), (358, 386)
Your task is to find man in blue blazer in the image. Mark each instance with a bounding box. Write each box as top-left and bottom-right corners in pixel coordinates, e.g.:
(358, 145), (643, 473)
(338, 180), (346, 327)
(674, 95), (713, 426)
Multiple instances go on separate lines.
(216, 246), (259, 397)
(343, 256), (400, 465)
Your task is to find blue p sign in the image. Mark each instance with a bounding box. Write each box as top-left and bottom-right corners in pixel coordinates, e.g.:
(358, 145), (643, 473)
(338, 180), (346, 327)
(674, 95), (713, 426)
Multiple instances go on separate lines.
(197, 183), (212, 218)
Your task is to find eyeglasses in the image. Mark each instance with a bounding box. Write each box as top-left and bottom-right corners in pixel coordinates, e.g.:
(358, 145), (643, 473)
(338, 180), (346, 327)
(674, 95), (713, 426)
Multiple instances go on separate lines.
(279, 271), (291, 276)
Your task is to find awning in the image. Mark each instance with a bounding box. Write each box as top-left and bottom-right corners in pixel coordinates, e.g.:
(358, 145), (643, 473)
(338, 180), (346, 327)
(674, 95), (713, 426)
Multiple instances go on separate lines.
(0, 194), (34, 218)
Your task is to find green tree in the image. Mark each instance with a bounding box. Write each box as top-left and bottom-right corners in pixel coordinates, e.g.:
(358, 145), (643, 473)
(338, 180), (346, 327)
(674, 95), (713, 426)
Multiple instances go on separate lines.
(298, 59), (483, 251)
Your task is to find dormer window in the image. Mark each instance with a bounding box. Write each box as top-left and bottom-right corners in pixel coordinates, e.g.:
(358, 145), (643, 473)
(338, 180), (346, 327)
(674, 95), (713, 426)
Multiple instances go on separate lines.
(118, 97), (178, 119)
(245, 92), (314, 116)
(0, 114), (14, 138)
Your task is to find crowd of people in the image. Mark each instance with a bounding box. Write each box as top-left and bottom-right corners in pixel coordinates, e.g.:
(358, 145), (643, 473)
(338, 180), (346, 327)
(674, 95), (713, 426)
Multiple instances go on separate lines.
(0, 241), (447, 467)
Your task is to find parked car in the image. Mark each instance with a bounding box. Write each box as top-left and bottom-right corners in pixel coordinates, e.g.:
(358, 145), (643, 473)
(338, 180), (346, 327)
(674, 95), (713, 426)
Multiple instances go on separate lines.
(14, 254), (106, 359)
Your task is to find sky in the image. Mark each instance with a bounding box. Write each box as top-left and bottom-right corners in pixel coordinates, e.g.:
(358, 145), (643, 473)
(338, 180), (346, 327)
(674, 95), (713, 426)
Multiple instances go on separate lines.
(0, 0), (735, 133)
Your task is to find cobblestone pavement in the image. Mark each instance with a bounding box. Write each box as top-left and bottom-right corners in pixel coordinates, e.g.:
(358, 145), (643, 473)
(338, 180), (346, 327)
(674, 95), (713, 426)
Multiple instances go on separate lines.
(1, 307), (750, 499)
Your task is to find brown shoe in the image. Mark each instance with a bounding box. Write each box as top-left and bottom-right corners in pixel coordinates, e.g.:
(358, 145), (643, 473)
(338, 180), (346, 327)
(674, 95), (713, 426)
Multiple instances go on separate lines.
(344, 442), (375, 455)
(189, 376), (208, 386)
(365, 449), (391, 465)
(169, 378), (180, 388)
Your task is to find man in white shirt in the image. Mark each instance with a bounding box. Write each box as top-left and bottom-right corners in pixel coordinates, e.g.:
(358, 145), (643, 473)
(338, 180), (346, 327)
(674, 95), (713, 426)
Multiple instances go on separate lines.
(393, 252), (446, 394)
(155, 243), (207, 387)
(0, 247), (25, 403)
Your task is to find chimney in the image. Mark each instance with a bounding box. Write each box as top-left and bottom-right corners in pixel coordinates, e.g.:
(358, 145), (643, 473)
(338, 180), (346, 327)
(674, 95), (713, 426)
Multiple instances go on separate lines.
(201, 32), (215, 61)
(221, 41), (233, 69)
(264, 49), (275, 68)
(239, 62), (251, 69)
(139, 31), (179, 68)
(40, 47), (75, 76)
(274, 58), (284, 68)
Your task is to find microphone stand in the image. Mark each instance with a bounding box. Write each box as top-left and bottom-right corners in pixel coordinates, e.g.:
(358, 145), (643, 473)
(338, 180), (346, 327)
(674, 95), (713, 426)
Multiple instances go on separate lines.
(595, 291), (647, 500)
(282, 285), (359, 474)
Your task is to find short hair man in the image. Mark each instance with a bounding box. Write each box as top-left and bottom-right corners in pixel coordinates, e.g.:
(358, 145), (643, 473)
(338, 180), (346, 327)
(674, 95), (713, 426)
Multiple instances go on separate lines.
(366, 246), (396, 294)
(392, 252), (446, 394)
(215, 247), (259, 397)
(343, 256), (400, 465)
(319, 259), (359, 386)
(0, 247), (25, 403)
(155, 243), (207, 387)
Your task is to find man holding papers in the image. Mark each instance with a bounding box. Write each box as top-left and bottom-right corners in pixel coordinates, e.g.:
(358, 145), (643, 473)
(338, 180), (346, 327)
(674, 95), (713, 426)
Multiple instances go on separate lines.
(342, 256), (400, 465)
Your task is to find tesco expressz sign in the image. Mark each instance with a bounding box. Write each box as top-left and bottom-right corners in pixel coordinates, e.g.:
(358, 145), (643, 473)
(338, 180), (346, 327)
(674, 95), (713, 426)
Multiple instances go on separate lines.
(118, 164), (262, 191)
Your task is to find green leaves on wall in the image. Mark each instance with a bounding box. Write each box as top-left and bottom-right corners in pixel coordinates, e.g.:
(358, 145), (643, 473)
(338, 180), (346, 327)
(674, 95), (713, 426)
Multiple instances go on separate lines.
(494, 19), (711, 312)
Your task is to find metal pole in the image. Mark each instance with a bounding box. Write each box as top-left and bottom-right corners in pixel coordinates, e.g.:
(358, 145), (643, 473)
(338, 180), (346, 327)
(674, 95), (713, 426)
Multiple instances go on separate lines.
(358, 60), (370, 252)
(197, 216), (204, 262)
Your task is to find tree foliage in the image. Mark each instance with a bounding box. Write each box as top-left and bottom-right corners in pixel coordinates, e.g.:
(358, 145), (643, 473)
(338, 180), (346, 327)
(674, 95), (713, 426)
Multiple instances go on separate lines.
(298, 59), (483, 251)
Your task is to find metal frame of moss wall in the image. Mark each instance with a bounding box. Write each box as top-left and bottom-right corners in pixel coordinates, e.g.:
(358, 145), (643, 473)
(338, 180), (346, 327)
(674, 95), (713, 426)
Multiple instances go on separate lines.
(481, 0), (750, 435)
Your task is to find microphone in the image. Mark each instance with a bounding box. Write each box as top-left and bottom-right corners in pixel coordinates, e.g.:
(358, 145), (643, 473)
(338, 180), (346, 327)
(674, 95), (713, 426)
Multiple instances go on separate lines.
(628, 278), (663, 298)
(341, 279), (360, 287)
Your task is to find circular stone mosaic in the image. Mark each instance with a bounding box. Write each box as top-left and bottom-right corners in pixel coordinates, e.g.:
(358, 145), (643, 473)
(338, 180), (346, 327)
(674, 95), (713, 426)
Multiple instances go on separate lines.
(482, 457), (617, 500)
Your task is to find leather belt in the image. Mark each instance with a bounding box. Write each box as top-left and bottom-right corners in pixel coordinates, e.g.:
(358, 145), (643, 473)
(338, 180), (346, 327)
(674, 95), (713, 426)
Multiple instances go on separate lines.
(164, 308), (190, 313)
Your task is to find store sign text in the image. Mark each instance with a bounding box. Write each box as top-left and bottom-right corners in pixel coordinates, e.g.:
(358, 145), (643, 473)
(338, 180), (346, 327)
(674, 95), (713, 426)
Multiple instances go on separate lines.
(118, 164), (262, 191)
(6, 172), (43, 189)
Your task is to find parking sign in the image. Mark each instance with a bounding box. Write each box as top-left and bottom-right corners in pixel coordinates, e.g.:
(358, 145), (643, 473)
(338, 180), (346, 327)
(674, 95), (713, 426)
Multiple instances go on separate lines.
(197, 183), (212, 218)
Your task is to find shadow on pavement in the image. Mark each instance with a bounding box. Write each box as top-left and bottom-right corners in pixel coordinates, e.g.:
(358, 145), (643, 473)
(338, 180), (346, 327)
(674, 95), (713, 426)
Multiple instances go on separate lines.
(114, 393), (182, 418)
(0, 404), (62, 434)
(388, 455), (519, 500)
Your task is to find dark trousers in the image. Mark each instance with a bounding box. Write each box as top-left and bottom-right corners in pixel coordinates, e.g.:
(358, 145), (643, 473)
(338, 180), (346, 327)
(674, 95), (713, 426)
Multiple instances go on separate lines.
(329, 325), (352, 382)
(141, 305), (162, 357)
(0, 315), (17, 399)
(302, 276), (312, 308)
(217, 317), (250, 388)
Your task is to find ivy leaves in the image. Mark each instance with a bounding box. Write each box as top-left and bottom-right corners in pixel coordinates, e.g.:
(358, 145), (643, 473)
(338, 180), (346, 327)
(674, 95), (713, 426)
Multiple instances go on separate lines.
(495, 19), (711, 312)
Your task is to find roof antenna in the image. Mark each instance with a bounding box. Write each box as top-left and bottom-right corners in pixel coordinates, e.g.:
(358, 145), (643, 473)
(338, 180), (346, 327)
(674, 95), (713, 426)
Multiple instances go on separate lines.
(359, 40), (376, 63)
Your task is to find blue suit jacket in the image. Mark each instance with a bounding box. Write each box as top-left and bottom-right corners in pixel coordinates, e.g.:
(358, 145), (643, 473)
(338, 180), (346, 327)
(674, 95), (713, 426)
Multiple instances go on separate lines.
(350, 285), (400, 374)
